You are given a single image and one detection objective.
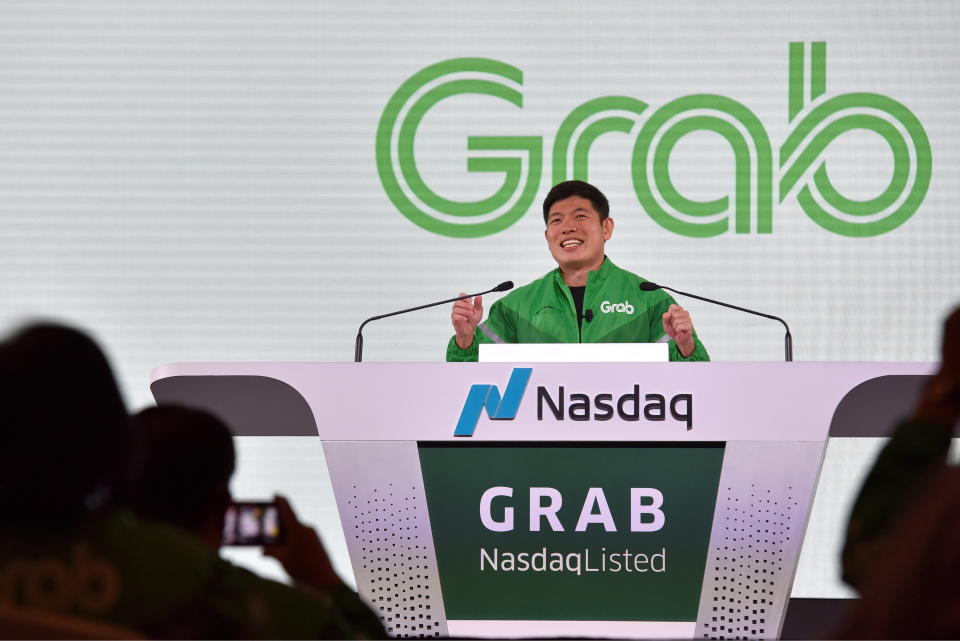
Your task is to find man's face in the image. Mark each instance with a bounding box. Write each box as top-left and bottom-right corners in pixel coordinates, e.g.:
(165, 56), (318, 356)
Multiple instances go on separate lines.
(544, 195), (614, 273)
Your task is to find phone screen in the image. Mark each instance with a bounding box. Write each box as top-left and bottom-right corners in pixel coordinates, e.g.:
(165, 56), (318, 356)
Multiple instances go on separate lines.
(222, 501), (283, 546)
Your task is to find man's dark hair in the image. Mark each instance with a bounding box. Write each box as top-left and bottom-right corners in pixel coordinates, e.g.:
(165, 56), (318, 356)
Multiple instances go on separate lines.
(542, 180), (610, 223)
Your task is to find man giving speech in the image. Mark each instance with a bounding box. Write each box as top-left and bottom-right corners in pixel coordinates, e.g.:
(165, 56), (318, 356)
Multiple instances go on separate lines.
(447, 180), (709, 362)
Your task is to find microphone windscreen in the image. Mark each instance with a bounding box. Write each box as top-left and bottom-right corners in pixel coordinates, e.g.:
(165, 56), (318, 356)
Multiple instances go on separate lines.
(639, 281), (661, 291)
(495, 281), (514, 292)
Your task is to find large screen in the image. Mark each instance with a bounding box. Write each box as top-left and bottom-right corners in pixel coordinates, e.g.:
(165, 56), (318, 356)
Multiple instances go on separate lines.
(2, 0), (957, 600)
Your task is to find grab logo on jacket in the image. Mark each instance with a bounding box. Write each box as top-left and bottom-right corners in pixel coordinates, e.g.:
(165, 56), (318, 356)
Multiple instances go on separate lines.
(600, 300), (635, 314)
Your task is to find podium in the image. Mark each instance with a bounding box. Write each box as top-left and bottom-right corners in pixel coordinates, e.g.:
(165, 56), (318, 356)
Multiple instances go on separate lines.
(151, 361), (932, 640)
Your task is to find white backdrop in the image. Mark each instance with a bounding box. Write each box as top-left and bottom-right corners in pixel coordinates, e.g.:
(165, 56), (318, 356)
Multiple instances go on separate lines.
(1, 0), (958, 600)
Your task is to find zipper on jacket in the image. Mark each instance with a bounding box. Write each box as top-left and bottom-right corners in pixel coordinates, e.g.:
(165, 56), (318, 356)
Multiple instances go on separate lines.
(566, 285), (584, 343)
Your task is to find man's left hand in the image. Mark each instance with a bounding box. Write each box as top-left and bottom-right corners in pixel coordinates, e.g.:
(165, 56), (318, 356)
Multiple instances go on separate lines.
(662, 304), (696, 358)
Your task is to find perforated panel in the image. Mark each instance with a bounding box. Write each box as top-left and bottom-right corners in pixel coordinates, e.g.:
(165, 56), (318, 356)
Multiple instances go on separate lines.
(346, 482), (441, 638)
(323, 441), (448, 639)
(695, 442), (823, 640)
(703, 484), (798, 639)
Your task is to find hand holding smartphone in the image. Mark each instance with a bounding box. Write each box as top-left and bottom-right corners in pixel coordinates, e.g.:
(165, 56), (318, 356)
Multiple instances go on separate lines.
(222, 500), (284, 546)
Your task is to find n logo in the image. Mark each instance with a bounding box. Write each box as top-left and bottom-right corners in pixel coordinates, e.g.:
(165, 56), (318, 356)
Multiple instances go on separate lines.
(454, 368), (532, 437)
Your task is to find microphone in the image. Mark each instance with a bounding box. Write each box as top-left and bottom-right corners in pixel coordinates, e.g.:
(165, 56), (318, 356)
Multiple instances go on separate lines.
(354, 281), (514, 362)
(640, 281), (793, 362)
(583, 309), (594, 323)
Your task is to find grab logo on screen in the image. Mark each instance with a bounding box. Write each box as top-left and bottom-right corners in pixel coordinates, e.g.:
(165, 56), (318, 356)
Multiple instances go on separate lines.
(376, 42), (931, 239)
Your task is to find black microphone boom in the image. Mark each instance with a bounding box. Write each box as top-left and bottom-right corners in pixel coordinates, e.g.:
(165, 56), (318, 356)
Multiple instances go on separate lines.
(354, 281), (514, 362)
(640, 281), (793, 362)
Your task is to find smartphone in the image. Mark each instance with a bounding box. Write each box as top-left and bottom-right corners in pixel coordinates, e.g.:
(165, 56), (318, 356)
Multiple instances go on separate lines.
(222, 500), (283, 546)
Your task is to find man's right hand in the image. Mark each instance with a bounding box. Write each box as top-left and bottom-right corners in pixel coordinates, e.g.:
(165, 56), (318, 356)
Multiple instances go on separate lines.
(451, 293), (483, 349)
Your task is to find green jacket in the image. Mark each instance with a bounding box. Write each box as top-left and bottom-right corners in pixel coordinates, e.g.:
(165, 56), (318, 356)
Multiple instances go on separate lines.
(0, 511), (386, 639)
(446, 258), (709, 362)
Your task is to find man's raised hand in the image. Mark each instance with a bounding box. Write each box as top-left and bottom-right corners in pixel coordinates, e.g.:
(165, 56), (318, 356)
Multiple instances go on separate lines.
(452, 293), (483, 349)
(662, 303), (696, 358)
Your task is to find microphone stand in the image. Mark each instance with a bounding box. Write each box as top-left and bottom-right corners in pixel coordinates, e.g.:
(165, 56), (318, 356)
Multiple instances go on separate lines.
(643, 283), (793, 362)
(354, 282), (512, 362)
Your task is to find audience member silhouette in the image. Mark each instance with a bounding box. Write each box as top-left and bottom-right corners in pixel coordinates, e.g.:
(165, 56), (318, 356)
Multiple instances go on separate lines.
(835, 306), (960, 638)
(0, 323), (385, 639)
(126, 405), (236, 549)
(842, 306), (960, 589)
(834, 465), (960, 638)
(0, 323), (129, 529)
(125, 404), (386, 638)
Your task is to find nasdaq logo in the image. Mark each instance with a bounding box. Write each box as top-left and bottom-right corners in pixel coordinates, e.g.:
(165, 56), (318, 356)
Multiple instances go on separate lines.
(454, 368), (532, 437)
(377, 42), (931, 238)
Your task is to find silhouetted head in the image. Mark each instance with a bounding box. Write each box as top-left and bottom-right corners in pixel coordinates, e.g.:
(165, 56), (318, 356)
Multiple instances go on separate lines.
(127, 405), (236, 548)
(0, 323), (130, 528)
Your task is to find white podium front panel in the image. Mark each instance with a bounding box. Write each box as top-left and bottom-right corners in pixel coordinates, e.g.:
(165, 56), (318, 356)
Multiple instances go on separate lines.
(151, 362), (931, 442)
(151, 362), (933, 640)
(479, 342), (668, 362)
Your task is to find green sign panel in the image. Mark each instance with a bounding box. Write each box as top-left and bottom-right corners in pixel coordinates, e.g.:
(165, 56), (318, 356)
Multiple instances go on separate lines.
(418, 443), (725, 621)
